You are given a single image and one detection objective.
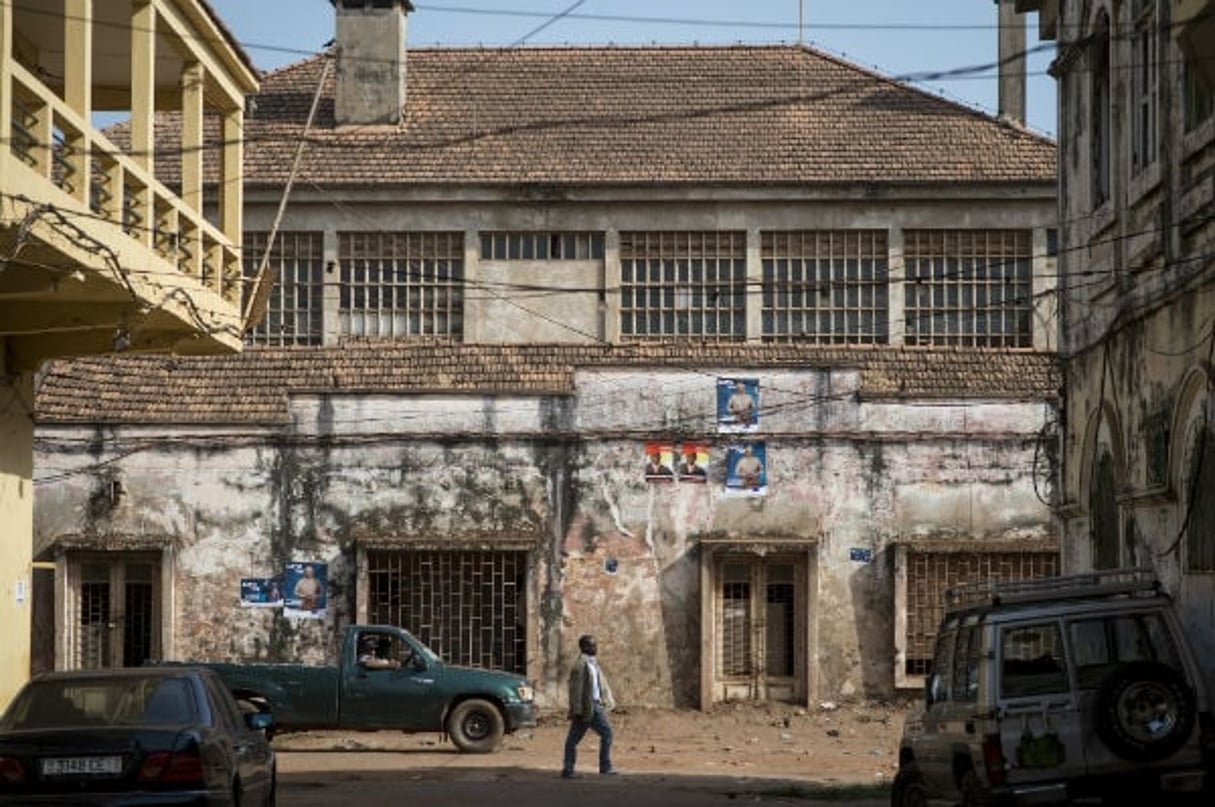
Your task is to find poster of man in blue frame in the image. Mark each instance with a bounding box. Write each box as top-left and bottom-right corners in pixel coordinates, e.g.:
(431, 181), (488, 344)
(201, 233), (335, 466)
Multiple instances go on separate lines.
(284, 561), (327, 619)
(717, 377), (759, 433)
(724, 441), (767, 496)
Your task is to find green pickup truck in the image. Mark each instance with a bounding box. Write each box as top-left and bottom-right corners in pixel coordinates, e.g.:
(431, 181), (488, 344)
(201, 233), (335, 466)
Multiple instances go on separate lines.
(193, 625), (537, 753)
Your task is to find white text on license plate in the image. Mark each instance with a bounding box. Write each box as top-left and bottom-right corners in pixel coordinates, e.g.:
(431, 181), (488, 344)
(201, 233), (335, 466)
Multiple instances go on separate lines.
(41, 756), (123, 776)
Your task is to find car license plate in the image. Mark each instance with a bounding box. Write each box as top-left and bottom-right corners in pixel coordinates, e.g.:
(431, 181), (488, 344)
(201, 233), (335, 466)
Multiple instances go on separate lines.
(41, 756), (123, 776)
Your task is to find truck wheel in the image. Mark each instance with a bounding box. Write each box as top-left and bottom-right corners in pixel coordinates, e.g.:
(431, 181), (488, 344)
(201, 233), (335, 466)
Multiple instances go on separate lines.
(1094, 661), (1196, 763)
(447, 699), (504, 753)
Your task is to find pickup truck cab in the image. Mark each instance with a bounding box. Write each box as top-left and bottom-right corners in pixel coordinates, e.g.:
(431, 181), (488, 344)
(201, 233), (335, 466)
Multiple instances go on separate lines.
(196, 625), (537, 753)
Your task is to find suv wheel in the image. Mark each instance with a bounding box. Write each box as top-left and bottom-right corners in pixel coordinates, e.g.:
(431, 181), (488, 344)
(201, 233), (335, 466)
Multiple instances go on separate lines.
(958, 769), (991, 807)
(890, 764), (928, 807)
(1094, 661), (1197, 763)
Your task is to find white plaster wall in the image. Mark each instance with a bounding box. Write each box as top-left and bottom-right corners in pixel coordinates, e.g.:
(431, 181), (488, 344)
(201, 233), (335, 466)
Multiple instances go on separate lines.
(290, 394), (570, 436)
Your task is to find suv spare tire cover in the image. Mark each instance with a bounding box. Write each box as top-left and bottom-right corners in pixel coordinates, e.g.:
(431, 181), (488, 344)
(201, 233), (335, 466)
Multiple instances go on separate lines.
(1093, 661), (1196, 763)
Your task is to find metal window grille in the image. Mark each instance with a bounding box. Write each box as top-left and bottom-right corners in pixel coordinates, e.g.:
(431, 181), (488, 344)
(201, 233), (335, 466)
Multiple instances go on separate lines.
(765, 578), (795, 677)
(619, 231), (746, 340)
(904, 550), (1058, 676)
(122, 563), (156, 667)
(338, 232), (464, 340)
(480, 231), (605, 260)
(366, 550), (527, 675)
(904, 230), (1033, 348)
(243, 232), (324, 346)
(10, 97), (38, 167)
(78, 563), (111, 670)
(761, 230), (889, 344)
(720, 563), (752, 677)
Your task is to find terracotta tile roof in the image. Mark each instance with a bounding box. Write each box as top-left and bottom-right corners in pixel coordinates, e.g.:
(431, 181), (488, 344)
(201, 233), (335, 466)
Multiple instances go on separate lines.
(150, 45), (1055, 188)
(36, 343), (1060, 425)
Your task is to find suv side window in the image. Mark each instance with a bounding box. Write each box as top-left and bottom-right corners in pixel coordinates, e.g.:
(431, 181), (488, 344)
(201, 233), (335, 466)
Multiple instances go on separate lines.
(927, 629), (956, 706)
(1001, 622), (1068, 698)
(951, 625), (980, 703)
(1069, 612), (1183, 689)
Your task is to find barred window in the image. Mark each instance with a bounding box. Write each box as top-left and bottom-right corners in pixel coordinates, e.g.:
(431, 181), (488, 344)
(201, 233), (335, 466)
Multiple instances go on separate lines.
(904, 230), (1033, 348)
(1090, 12), (1112, 207)
(1184, 58), (1214, 132)
(903, 550), (1058, 677)
(338, 232), (464, 340)
(761, 230), (888, 344)
(1130, 0), (1158, 174)
(367, 550), (527, 674)
(242, 232), (324, 346)
(480, 231), (604, 260)
(619, 231), (746, 340)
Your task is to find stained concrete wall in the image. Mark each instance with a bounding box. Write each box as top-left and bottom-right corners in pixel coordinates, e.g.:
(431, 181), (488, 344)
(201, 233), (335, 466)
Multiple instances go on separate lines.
(1051, 0), (1215, 693)
(1058, 282), (1215, 692)
(33, 368), (1055, 705)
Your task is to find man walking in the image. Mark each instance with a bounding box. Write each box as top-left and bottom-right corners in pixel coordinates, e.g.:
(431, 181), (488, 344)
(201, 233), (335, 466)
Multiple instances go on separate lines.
(562, 634), (617, 778)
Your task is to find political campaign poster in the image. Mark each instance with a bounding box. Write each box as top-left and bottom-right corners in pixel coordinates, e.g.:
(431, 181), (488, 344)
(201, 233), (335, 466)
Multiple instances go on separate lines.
(724, 441), (767, 497)
(284, 561), (327, 619)
(239, 577), (284, 608)
(717, 377), (759, 433)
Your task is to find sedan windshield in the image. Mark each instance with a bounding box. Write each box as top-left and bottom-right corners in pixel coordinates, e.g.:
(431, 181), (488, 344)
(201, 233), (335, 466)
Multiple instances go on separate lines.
(2, 676), (198, 729)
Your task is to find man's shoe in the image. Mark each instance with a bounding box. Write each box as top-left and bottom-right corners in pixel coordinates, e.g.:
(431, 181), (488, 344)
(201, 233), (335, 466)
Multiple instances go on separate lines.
(561, 771), (581, 779)
(600, 769), (619, 776)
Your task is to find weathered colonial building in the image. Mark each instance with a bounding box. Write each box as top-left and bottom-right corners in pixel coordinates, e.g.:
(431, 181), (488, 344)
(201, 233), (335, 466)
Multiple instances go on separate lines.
(32, 0), (1061, 707)
(1016, 0), (1215, 685)
(1, 0), (257, 707)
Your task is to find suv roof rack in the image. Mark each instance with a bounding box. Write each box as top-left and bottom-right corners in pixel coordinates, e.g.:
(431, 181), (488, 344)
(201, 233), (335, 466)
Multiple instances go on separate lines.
(945, 567), (1162, 612)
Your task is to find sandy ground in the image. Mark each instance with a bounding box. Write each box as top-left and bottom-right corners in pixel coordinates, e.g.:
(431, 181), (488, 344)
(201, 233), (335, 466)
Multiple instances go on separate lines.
(272, 699), (910, 785)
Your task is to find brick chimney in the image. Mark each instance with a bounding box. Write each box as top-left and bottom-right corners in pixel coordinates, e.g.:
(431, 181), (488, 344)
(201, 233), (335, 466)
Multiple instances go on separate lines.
(330, 0), (414, 126)
(996, 0), (1026, 125)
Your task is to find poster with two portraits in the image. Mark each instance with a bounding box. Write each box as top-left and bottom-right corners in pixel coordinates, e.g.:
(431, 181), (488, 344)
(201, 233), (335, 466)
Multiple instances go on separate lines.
(643, 377), (766, 497)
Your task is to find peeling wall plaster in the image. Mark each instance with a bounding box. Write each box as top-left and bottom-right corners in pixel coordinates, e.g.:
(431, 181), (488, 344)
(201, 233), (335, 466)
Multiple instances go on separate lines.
(33, 369), (1056, 704)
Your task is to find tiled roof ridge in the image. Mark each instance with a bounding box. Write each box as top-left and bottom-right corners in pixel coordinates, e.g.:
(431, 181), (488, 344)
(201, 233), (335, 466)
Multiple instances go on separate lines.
(262, 43), (1054, 146)
(35, 344), (1060, 425)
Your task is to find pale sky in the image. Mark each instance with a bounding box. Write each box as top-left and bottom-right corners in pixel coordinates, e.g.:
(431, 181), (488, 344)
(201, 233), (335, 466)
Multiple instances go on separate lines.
(209, 0), (1057, 137)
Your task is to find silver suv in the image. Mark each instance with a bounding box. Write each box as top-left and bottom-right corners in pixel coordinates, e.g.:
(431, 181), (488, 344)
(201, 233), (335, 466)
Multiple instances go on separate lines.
(893, 569), (1214, 805)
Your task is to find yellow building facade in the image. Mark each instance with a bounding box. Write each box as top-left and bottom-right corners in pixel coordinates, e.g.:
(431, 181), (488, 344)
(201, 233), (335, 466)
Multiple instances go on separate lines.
(0, 0), (257, 707)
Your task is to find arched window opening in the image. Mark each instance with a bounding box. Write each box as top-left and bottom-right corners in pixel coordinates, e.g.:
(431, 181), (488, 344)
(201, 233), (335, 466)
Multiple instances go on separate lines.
(1090, 448), (1119, 569)
(1185, 428), (1215, 572)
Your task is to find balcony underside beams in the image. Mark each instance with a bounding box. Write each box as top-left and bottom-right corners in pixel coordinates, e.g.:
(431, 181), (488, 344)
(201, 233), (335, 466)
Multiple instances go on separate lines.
(0, 194), (242, 371)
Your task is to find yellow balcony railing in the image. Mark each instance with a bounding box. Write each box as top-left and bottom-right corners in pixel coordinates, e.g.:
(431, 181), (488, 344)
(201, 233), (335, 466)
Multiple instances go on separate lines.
(6, 60), (243, 306)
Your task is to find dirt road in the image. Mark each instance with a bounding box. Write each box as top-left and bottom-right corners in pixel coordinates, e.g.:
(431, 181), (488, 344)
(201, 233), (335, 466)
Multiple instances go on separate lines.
(273, 699), (907, 805)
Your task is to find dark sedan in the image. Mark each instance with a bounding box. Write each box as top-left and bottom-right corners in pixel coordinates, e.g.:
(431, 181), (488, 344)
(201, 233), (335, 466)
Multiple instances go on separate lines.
(0, 667), (275, 806)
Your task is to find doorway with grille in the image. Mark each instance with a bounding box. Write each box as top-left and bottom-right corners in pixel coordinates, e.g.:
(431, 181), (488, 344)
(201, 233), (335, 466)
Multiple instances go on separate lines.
(70, 553), (161, 669)
(365, 549), (529, 675)
(709, 552), (810, 704)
